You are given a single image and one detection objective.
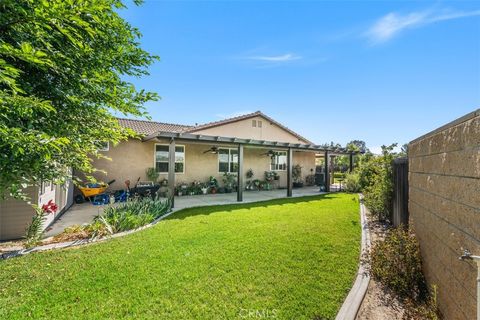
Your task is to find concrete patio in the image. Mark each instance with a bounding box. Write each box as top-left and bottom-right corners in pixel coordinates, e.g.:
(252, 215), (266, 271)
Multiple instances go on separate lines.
(44, 186), (325, 238)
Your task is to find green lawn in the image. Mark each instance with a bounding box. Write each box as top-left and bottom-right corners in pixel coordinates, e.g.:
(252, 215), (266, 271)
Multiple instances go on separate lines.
(0, 193), (360, 320)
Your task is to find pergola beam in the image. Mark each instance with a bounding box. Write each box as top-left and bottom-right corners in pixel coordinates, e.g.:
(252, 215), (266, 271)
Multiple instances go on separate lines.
(146, 131), (360, 155)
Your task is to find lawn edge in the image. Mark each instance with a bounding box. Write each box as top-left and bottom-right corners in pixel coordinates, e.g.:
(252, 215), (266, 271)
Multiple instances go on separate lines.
(335, 194), (371, 320)
(1, 193), (330, 260)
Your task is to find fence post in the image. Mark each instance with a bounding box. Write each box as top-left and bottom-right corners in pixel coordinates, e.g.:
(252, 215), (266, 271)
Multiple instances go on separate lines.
(392, 157), (409, 227)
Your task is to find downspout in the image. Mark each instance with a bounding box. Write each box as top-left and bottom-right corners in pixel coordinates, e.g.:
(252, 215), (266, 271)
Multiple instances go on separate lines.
(460, 249), (480, 320)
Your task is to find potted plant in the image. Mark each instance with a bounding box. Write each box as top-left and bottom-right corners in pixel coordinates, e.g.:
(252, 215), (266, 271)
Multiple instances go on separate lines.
(245, 169), (254, 191)
(159, 178), (168, 186)
(175, 185), (183, 197)
(145, 167), (159, 183)
(200, 183), (208, 195)
(292, 164), (304, 188)
(253, 179), (261, 190)
(208, 176), (218, 194)
(264, 171), (278, 183)
(222, 172), (236, 193)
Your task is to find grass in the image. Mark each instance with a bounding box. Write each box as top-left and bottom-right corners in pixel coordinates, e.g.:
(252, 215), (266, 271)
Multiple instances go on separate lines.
(0, 193), (360, 320)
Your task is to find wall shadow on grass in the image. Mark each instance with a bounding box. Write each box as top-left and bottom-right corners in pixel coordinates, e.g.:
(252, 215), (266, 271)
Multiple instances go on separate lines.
(165, 193), (343, 221)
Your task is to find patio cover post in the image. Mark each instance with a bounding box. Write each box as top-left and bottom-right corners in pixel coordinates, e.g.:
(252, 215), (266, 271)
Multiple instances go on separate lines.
(168, 138), (176, 208)
(237, 144), (244, 202)
(349, 152), (354, 173)
(287, 147), (293, 197)
(324, 151), (330, 192)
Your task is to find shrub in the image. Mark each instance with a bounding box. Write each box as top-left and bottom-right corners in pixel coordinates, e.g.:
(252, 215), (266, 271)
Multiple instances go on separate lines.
(343, 172), (361, 192)
(360, 144), (396, 220)
(25, 200), (58, 248)
(370, 227), (427, 301)
(96, 198), (171, 234)
(145, 167), (159, 182)
(292, 165), (303, 183)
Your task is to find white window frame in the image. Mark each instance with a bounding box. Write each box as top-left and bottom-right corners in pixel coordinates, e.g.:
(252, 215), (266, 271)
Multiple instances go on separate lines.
(270, 150), (287, 171)
(218, 148), (238, 173)
(154, 144), (185, 174)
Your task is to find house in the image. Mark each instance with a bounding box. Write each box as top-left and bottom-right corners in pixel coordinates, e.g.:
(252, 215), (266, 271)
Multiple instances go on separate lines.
(0, 111), (350, 241)
(90, 111), (318, 195)
(0, 181), (73, 241)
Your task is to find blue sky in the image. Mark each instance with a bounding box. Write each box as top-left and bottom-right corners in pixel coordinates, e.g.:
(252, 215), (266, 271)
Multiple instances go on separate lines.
(120, 1), (480, 153)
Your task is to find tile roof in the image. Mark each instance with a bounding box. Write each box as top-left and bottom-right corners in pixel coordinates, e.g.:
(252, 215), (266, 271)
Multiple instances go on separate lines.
(118, 111), (313, 144)
(117, 118), (193, 135)
(185, 111), (313, 144)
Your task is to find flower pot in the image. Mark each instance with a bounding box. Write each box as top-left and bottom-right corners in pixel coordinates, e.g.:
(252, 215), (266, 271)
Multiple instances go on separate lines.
(201, 188), (208, 195)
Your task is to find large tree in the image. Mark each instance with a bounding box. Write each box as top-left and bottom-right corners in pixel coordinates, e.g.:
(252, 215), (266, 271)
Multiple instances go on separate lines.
(0, 0), (158, 197)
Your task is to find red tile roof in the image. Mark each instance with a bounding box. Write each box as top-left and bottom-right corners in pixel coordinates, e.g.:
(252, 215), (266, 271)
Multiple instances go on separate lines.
(117, 118), (193, 135)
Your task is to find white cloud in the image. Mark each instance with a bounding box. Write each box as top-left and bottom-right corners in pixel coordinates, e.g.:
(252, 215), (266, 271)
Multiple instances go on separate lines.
(215, 110), (254, 120)
(365, 8), (480, 44)
(247, 53), (302, 62)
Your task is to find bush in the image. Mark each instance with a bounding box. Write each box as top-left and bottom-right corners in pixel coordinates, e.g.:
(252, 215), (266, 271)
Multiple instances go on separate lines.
(343, 172), (361, 192)
(370, 227), (427, 301)
(96, 198), (171, 234)
(360, 144), (396, 220)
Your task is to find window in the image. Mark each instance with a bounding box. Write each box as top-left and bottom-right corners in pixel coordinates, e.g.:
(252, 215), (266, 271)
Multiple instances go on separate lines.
(252, 120), (257, 127)
(218, 148), (238, 173)
(270, 151), (287, 171)
(97, 141), (109, 151)
(155, 145), (185, 173)
(258, 120), (262, 128)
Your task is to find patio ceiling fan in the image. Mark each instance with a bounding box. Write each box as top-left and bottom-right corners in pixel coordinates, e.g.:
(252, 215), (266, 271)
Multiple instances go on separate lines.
(261, 150), (278, 158)
(203, 146), (219, 154)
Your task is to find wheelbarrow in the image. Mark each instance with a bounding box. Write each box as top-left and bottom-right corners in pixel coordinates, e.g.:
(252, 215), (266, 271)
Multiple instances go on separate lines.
(75, 180), (116, 204)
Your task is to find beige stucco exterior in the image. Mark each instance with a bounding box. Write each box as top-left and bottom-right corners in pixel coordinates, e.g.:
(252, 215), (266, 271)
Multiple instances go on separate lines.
(0, 181), (73, 241)
(90, 115), (316, 190)
(92, 139), (316, 190)
(191, 115), (310, 144)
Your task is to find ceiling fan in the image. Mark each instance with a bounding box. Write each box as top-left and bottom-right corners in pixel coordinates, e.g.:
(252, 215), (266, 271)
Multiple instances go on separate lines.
(203, 146), (219, 154)
(261, 150), (278, 158)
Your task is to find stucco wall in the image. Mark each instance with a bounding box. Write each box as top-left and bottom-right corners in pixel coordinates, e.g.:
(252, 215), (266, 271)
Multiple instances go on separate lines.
(408, 109), (480, 320)
(191, 115), (310, 144)
(0, 181), (73, 241)
(90, 139), (316, 190)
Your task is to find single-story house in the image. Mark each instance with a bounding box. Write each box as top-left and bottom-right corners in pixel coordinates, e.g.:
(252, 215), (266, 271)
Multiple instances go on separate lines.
(0, 111), (351, 241)
(91, 111), (318, 193)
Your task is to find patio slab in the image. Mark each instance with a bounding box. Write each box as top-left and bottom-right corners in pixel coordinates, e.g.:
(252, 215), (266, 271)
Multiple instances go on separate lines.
(44, 186), (324, 238)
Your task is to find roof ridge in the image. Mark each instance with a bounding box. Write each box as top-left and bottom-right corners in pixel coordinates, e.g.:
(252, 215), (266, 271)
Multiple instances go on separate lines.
(186, 110), (313, 144)
(188, 110), (261, 130)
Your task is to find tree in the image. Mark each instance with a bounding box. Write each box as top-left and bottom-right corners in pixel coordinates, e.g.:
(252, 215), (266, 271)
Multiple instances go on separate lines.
(0, 0), (158, 198)
(346, 140), (369, 153)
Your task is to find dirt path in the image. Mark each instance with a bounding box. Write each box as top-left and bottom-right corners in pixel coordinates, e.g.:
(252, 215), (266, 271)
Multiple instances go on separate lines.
(356, 217), (406, 320)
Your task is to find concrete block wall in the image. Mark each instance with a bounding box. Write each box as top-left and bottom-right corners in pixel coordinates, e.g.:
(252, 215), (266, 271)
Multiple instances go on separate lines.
(408, 109), (480, 320)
